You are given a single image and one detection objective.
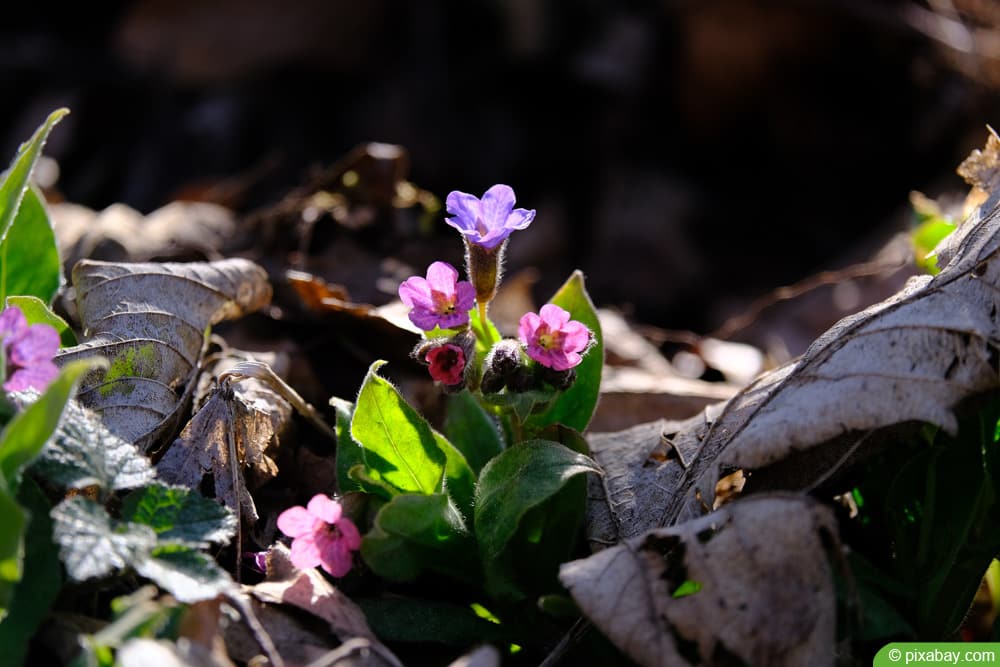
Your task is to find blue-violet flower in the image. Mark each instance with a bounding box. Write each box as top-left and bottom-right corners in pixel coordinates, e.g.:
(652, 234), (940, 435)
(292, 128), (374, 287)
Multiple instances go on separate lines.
(399, 261), (476, 331)
(445, 184), (535, 250)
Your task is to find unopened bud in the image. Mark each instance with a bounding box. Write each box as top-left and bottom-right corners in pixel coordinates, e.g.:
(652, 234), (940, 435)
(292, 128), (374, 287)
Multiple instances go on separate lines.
(481, 339), (524, 394)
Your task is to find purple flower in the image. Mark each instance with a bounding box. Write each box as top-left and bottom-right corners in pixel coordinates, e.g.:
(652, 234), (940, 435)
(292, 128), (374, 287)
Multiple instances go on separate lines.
(277, 494), (362, 577)
(0, 306), (59, 392)
(518, 304), (590, 371)
(445, 184), (535, 250)
(426, 343), (466, 385)
(398, 262), (476, 331)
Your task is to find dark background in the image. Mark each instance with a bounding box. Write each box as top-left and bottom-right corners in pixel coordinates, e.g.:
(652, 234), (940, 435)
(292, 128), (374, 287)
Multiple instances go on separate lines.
(2, 0), (997, 336)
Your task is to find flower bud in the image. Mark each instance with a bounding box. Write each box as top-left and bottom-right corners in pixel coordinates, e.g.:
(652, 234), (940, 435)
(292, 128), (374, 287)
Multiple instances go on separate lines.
(537, 365), (577, 390)
(481, 339), (524, 394)
(413, 331), (476, 392)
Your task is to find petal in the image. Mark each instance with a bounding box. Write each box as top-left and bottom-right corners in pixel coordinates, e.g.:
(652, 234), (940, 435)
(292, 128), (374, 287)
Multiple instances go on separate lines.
(505, 207), (536, 231)
(3, 362), (58, 392)
(277, 505), (320, 538)
(473, 227), (511, 250)
(560, 321), (591, 353)
(425, 261), (459, 294)
(307, 494), (343, 524)
(454, 281), (476, 312)
(0, 307), (27, 339)
(445, 191), (483, 233)
(539, 304), (570, 329)
(435, 310), (470, 330)
(408, 308), (446, 331)
(337, 517), (363, 550)
(480, 184), (516, 229)
(289, 534), (323, 569)
(319, 541), (354, 578)
(398, 276), (432, 309)
(8, 325), (59, 365)
(518, 312), (542, 344)
(525, 344), (558, 369)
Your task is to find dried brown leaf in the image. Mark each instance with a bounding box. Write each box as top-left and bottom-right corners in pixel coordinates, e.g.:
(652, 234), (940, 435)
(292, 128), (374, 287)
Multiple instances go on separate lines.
(562, 495), (838, 667)
(157, 375), (288, 522)
(55, 258), (272, 452)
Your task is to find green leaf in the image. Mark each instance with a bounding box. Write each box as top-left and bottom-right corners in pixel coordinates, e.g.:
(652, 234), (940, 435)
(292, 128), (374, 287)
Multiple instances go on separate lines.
(0, 357), (106, 492)
(0, 109), (67, 245)
(120, 483), (236, 548)
(51, 496), (157, 582)
(524, 271), (603, 433)
(911, 215), (956, 276)
(0, 481), (25, 622)
(361, 493), (476, 583)
(474, 439), (599, 560)
(0, 478), (62, 665)
(436, 430), (476, 518)
(444, 391), (504, 475)
(357, 597), (516, 645)
(29, 399), (154, 494)
(0, 186), (62, 304)
(350, 361), (446, 495)
(134, 544), (233, 603)
(6, 295), (77, 347)
(331, 397), (365, 494)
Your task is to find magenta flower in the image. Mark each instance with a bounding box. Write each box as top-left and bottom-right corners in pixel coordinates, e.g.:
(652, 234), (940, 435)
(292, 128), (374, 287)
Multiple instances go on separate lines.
(426, 343), (466, 385)
(445, 184), (535, 250)
(399, 261), (476, 331)
(276, 494), (362, 577)
(0, 306), (59, 392)
(518, 304), (591, 371)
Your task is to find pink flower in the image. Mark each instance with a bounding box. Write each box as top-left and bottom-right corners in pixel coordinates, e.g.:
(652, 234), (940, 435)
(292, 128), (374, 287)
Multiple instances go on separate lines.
(445, 184), (535, 250)
(426, 343), (466, 385)
(398, 262), (476, 331)
(518, 304), (590, 371)
(0, 306), (59, 392)
(276, 494), (362, 577)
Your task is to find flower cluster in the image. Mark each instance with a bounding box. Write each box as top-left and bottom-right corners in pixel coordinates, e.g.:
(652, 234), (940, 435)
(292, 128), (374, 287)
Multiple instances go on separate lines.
(0, 305), (60, 393)
(398, 185), (592, 393)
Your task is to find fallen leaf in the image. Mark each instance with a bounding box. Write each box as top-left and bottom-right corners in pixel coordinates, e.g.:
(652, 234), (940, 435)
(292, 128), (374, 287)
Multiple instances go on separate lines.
(561, 495), (839, 667)
(157, 372), (288, 523)
(55, 258), (272, 452)
(248, 543), (377, 642)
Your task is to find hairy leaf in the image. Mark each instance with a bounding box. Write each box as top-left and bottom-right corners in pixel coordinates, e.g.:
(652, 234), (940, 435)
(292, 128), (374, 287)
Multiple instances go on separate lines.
(351, 361), (446, 496)
(133, 544), (233, 603)
(55, 258), (272, 451)
(474, 439), (599, 560)
(444, 391), (504, 475)
(30, 399), (155, 493)
(0, 109), (66, 245)
(0, 186), (61, 304)
(361, 493), (476, 583)
(51, 496), (157, 581)
(120, 483), (235, 548)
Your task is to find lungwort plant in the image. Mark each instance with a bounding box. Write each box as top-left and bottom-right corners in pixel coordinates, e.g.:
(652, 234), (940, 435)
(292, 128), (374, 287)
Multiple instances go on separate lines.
(323, 183), (605, 616)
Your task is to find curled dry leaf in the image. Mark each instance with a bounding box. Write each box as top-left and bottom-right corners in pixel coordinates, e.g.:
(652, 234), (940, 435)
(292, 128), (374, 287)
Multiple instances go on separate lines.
(157, 369), (289, 523)
(55, 258), (272, 452)
(562, 495), (839, 667)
